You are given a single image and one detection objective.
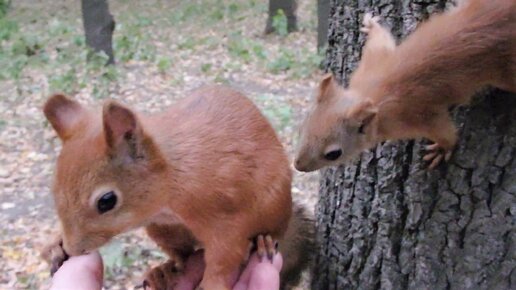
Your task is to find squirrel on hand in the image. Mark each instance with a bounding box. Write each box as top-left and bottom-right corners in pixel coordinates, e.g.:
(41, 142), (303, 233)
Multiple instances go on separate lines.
(41, 85), (314, 290)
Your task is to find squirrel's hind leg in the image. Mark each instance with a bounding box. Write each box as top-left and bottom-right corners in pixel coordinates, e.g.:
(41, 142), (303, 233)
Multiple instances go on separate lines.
(361, 13), (396, 56)
(143, 223), (198, 290)
(198, 236), (250, 290)
(350, 13), (397, 87)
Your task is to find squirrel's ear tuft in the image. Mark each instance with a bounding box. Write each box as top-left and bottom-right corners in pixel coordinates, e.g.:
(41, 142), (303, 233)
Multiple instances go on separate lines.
(102, 101), (144, 161)
(316, 73), (340, 103)
(43, 94), (85, 141)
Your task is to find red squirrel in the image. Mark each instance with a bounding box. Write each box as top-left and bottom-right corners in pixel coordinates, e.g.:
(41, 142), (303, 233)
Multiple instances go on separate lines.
(295, 0), (515, 172)
(41, 85), (314, 290)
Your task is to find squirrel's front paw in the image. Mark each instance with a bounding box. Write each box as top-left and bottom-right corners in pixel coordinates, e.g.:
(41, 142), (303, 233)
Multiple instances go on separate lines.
(423, 143), (453, 169)
(143, 259), (184, 290)
(360, 12), (381, 33)
(41, 236), (69, 276)
(255, 234), (278, 262)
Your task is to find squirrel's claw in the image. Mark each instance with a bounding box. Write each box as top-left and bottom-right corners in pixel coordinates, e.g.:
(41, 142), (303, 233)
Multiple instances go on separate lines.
(424, 143), (441, 151)
(256, 234), (277, 262)
(444, 150), (453, 162)
(428, 153), (444, 169)
(360, 13), (381, 33)
(41, 236), (69, 277)
(423, 143), (453, 169)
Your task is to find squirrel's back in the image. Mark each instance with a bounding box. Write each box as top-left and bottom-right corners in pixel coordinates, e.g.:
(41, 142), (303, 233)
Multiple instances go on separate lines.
(150, 85), (286, 164)
(383, 0), (516, 105)
(146, 85), (292, 236)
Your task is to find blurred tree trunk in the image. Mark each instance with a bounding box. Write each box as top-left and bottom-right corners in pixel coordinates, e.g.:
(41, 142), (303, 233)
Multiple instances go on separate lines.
(317, 0), (330, 51)
(312, 1), (516, 290)
(265, 0), (297, 34)
(0, 0), (10, 18)
(81, 0), (115, 64)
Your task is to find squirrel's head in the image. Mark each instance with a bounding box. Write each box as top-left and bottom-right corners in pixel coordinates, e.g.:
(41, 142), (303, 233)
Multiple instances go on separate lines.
(43, 94), (167, 256)
(294, 74), (378, 172)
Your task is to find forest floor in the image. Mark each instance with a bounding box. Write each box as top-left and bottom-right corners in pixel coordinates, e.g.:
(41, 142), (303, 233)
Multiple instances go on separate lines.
(0, 0), (322, 289)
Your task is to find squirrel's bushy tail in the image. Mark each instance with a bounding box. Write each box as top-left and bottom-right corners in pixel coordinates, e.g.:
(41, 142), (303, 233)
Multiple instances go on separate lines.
(279, 201), (316, 290)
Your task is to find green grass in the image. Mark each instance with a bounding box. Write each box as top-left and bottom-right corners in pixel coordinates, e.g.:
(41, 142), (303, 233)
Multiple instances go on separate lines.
(201, 63), (212, 73)
(257, 94), (294, 132)
(0, 0), (10, 18)
(268, 47), (323, 78)
(0, 0), (319, 98)
(0, 4), (168, 97)
(167, 0), (264, 26)
(272, 9), (289, 37)
(157, 57), (172, 74)
(0, 119), (6, 132)
(100, 239), (166, 280)
(0, 17), (17, 40)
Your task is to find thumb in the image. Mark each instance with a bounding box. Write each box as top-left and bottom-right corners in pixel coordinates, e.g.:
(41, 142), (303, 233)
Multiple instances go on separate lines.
(50, 251), (103, 290)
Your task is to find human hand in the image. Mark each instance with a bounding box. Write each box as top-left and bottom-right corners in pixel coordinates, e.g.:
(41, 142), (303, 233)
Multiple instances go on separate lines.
(49, 251), (103, 290)
(231, 252), (283, 290)
(145, 250), (283, 290)
(49, 250), (282, 290)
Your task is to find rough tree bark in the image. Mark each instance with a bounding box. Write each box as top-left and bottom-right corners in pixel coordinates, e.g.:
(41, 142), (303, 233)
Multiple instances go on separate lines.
(265, 0), (297, 34)
(81, 0), (115, 64)
(317, 0), (330, 51)
(312, 1), (516, 290)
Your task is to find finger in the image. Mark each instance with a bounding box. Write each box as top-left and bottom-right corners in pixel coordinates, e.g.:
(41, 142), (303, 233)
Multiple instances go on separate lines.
(50, 251), (103, 290)
(428, 154), (443, 169)
(232, 253), (262, 288)
(363, 12), (372, 24)
(232, 251), (283, 290)
(423, 152), (438, 161)
(445, 151), (453, 161)
(247, 263), (280, 290)
(270, 252), (283, 272)
(425, 143), (440, 151)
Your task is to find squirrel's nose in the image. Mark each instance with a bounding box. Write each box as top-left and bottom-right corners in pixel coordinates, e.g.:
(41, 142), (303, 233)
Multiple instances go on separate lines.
(294, 158), (308, 172)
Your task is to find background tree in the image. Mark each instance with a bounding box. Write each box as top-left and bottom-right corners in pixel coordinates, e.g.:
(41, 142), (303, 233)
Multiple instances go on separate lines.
(317, 0), (329, 51)
(0, 0), (10, 18)
(265, 0), (297, 34)
(312, 0), (515, 289)
(81, 0), (115, 64)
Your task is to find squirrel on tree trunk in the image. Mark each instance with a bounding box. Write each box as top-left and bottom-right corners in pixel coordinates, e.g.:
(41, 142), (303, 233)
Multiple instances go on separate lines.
(295, 0), (515, 172)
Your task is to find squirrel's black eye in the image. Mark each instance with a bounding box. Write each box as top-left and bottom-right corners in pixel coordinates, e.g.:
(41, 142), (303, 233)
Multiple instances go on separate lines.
(97, 191), (117, 214)
(324, 149), (342, 161)
(358, 123), (366, 134)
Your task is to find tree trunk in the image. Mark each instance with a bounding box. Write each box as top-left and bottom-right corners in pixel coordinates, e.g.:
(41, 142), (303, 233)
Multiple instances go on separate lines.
(317, 0), (330, 51)
(312, 1), (516, 290)
(265, 0), (297, 34)
(81, 0), (115, 64)
(0, 0), (10, 18)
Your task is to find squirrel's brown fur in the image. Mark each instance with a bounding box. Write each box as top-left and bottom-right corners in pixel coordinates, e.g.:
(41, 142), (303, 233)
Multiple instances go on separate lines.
(41, 86), (313, 290)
